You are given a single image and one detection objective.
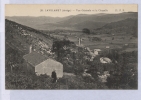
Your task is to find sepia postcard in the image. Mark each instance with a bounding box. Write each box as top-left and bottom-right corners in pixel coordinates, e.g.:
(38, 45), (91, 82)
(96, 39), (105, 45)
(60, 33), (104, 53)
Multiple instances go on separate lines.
(5, 4), (138, 90)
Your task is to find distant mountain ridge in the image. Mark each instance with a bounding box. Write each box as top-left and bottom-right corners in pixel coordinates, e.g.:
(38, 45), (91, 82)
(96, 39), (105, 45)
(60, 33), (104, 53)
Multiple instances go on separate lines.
(6, 12), (137, 30)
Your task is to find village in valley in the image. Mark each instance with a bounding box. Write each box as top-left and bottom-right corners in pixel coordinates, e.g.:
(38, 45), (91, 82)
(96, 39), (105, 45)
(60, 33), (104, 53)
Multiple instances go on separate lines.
(5, 11), (138, 89)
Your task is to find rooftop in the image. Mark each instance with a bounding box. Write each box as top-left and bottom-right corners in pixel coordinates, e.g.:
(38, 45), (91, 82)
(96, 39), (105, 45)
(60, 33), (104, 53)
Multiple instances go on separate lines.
(23, 51), (48, 66)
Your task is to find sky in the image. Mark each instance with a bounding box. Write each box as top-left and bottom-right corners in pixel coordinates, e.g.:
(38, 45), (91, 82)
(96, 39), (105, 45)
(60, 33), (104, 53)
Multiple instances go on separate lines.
(5, 4), (138, 17)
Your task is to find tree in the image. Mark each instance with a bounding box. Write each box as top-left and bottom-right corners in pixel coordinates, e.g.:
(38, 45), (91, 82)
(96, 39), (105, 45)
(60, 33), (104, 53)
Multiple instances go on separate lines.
(82, 28), (90, 34)
(52, 39), (74, 61)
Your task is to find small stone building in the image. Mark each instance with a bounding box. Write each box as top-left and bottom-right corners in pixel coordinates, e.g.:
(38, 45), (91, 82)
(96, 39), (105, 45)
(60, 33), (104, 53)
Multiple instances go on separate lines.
(23, 51), (63, 78)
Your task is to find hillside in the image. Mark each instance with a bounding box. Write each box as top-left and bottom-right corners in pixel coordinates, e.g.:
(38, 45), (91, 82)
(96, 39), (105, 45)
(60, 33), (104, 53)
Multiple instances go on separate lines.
(33, 21), (107, 30)
(94, 18), (138, 37)
(57, 12), (137, 24)
(5, 19), (53, 49)
(6, 12), (137, 30)
(6, 16), (73, 30)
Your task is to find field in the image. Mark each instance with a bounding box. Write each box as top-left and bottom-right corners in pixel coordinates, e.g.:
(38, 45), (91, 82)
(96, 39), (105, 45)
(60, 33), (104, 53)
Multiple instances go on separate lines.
(48, 31), (137, 52)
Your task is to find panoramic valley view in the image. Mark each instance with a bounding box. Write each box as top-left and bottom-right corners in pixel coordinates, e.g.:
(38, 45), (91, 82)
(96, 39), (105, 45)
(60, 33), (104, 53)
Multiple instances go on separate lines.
(5, 8), (138, 89)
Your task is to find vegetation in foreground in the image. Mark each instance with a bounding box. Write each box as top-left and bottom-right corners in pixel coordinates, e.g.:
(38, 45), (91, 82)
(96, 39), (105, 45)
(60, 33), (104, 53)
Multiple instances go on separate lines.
(6, 39), (137, 89)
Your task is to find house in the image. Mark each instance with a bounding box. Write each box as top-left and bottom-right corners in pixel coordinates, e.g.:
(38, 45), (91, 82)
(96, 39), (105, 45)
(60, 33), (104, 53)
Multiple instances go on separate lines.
(124, 44), (128, 46)
(23, 51), (63, 78)
(98, 71), (110, 83)
(94, 49), (102, 55)
(106, 46), (110, 48)
(100, 57), (112, 63)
